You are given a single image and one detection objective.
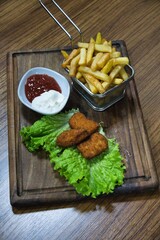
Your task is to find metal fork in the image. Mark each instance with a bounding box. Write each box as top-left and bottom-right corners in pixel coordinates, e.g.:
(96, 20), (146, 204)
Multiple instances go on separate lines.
(39, 0), (83, 46)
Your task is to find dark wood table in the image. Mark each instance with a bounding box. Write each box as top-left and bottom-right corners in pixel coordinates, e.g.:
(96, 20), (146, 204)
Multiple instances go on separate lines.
(1, 0), (160, 239)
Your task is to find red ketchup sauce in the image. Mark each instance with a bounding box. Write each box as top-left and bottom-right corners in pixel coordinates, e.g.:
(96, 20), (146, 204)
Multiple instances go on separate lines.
(25, 74), (62, 102)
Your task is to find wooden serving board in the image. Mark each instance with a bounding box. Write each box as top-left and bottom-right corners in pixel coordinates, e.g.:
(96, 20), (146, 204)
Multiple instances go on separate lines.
(7, 41), (158, 207)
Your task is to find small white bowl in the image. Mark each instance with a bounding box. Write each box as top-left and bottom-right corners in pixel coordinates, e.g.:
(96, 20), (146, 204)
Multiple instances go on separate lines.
(18, 67), (70, 115)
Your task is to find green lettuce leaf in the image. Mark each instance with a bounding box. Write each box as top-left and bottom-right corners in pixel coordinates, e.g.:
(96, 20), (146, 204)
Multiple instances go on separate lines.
(20, 109), (78, 152)
(20, 109), (125, 198)
(50, 138), (125, 198)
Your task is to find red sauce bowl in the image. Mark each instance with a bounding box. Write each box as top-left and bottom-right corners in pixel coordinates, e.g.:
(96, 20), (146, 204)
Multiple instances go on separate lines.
(18, 67), (70, 115)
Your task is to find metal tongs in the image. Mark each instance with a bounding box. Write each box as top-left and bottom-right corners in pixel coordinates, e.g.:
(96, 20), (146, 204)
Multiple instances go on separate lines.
(39, 0), (83, 47)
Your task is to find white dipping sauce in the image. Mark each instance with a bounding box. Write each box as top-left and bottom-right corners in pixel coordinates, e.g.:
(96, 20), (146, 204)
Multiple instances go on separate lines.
(32, 90), (64, 114)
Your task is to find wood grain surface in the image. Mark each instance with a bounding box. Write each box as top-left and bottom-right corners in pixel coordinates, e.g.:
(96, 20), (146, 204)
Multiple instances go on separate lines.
(1, 0), (160, 239)
(7, 45), (158, 207)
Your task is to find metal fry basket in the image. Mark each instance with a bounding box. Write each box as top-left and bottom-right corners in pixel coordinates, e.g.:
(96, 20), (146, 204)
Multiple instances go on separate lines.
(39, 0), (83, 46)
(39, 0), (135, 111)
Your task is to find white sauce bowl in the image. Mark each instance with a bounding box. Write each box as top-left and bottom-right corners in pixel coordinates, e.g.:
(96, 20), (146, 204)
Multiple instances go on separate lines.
(18, 67), (70, 115)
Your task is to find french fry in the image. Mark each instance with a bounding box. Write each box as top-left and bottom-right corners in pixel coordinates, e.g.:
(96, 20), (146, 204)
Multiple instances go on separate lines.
(102, 81), (110, 91)
(79, 66), (111, 82)
(103, 40), (111, 46)
(61, 50), (69, 59)
(95, 44), (112, 53)
(83, 73), (105, 94)
(101, 59), (113, 74)
(79, 48), (87, 65)
(66, 65), (70, 70)
(90, 37), (95, 43)
(91, 52), (103, 71)
(96, 32), (102, 44)
(113, 57), (129, 66)
(101, 38), (107, 43)
(97, 53), (110, 69)
(119, 67), (129, 80)
(109, 65), (122, 80)
(78, 77), (86, 84)
(76, 71), (83, 79)
(110, 51), (121, 58)
(77, 42), (89, 48)
(86, 42), (95, 65)
(107, 40), (112, 46)
(113, 78), (123, 85)
(78, 42), (112, 53)
(85, 79), (99, 94)
(69, 54), (80, 77)
(62, 48), (80, 68)
(111, 47), (116, 52)
(61, 32), (131, 94)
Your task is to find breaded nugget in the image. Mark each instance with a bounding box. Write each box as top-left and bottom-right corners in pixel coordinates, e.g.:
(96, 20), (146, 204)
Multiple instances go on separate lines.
(69, 112), (99, 135)
(77, 132), (108, 159)
(56, 129), (88, 147)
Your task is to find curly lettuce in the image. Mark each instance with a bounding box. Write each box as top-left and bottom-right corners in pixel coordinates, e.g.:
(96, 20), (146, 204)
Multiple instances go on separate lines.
(20, 109), (78, 152)
(20, 109), (125, 198)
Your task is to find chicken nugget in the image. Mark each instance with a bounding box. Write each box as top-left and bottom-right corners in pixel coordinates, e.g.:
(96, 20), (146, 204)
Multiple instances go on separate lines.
(69, 112), (99, 135)
(56, 129), (88, 147)
(77, 132), (108, 159)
